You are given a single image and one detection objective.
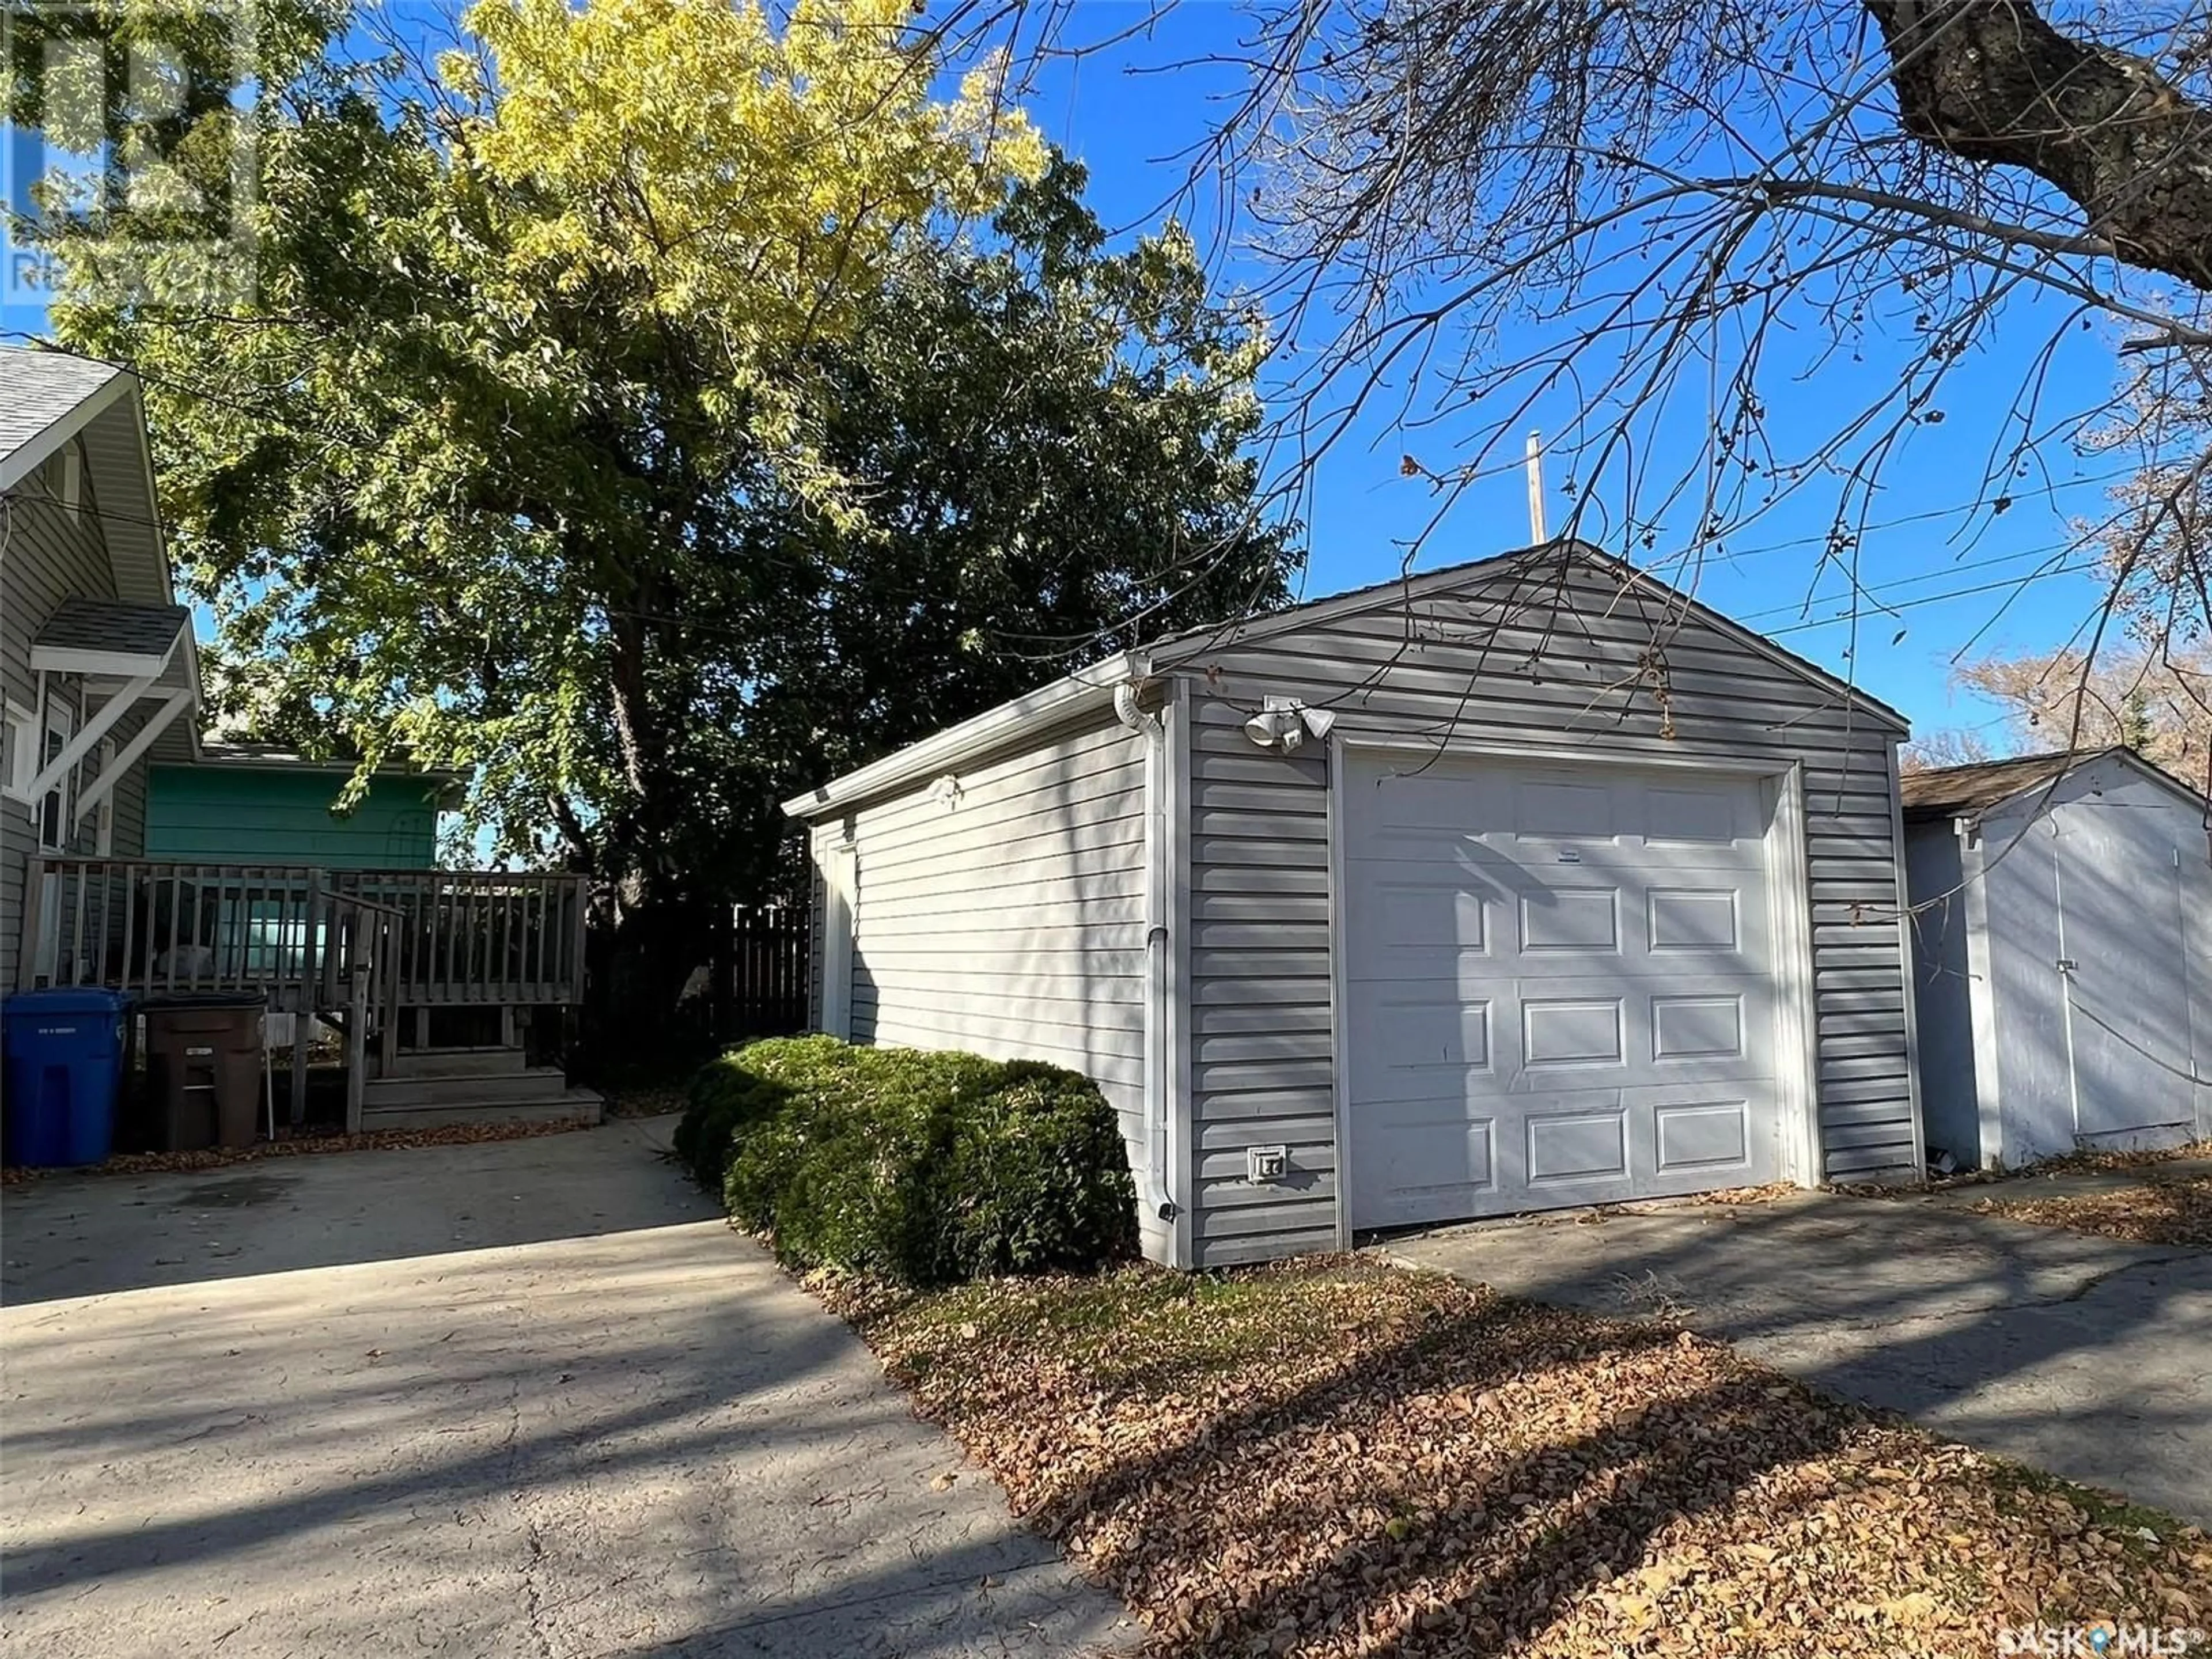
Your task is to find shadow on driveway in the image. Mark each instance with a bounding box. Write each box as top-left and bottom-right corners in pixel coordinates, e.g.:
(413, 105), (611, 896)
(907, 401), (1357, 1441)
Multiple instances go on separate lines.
(2, 1119), (716, 1304)
(0, 1119), (1137, 1658)
(1390, 1191), (2212, 1524)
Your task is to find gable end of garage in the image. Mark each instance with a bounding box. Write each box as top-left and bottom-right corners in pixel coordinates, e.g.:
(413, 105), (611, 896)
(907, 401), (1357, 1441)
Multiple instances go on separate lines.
(1162, 552), (1922, 1265)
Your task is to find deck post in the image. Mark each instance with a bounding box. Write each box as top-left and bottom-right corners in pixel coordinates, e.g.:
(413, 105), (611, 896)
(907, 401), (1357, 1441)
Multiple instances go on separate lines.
(289, 989), (312, 1127)
(378, 978), (399, 1077)
(344, 941), (369, 1134)
(293, 871), (323, 1125)
(19, 858), (46, 991)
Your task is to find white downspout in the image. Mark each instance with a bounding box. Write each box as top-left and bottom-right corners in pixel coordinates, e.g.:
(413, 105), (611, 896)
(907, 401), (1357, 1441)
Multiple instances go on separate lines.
(1114, 679), (1178, 1226)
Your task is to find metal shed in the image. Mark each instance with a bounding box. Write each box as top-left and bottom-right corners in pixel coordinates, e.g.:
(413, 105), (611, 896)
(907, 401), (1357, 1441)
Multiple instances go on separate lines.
(1903, 747), (2212, 1171)
(784, 542), (1923, 1268)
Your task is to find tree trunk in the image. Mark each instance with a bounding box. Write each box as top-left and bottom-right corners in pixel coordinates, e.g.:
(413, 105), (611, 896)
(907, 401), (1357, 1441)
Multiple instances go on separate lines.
(1867, 0), (2212, 290)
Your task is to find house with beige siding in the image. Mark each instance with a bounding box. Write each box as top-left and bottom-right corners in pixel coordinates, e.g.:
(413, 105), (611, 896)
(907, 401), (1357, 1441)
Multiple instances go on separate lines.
(785, 544), (1924, 1268)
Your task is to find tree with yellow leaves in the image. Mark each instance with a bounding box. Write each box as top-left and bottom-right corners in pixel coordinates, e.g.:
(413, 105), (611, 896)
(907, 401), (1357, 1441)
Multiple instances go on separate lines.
(458, 0), (1044, 521)
(22, 0), (1291, 1040)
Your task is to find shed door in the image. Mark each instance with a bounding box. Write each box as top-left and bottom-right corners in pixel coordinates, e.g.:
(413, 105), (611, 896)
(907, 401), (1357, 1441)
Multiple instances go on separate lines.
(1345, 753), (1783, 1229)
(2054, 806), (2198, 1145)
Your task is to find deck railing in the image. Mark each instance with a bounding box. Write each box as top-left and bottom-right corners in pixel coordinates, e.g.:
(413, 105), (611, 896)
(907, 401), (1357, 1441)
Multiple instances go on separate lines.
(330, 870), (589, 1007)
(20, 858), (589, 1008)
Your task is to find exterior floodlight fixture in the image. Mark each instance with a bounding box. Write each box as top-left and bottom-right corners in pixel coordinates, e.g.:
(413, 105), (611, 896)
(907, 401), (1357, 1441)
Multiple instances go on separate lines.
(1243, 697), (1335, 752)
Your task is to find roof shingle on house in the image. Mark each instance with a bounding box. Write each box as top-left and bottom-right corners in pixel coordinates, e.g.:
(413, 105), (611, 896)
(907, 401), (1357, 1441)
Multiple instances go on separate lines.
(0, 346), (126, 471)
(32, 596), (191, 662)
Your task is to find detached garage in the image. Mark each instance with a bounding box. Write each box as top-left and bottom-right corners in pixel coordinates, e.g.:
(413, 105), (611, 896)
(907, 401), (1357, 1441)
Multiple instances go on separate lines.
(785, 541), (1925, 1268)
(1903, 748), (2212, 1171)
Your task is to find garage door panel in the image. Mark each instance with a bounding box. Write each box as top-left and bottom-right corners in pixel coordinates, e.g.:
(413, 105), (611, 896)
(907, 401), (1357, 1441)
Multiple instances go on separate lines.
(1653, 1097), (1753, 1175)
(1363, 881), (1491, 951)
(1513, 777), (1619, 841)
(1519, 887), (1622, 953)
(1360, 838), (1761, 876)
(1651, 993), (1744, 1061)
(1359, 1107), (1498, 1225)
(1355, 999), (1493, 1100)
(1521, 997), (1625, 1067)
(1351, 773), (1513, 838)
(1645, 781), (1754, 844)
(1434, 971), (1771, 1082)
(1524, 1103), (1630, 1185)
(1347, 753), (1783, 1229)
(1648, 885), (1746, 952)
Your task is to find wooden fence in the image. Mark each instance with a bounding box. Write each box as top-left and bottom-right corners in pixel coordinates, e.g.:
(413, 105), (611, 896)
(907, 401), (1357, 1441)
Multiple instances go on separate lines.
(695, 904), (810, 1045)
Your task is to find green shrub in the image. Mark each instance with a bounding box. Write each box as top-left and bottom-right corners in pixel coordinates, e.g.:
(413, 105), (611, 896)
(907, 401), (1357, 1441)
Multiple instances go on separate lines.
(935, 1060), (1139, 1281)
(674, 1036), (1138, 1285)
(672, 1034), (858, 1190)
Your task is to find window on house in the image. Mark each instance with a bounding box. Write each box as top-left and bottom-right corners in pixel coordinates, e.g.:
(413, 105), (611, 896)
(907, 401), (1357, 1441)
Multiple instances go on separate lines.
(37, 703), (75, 851)
(41, 444), (83, 517)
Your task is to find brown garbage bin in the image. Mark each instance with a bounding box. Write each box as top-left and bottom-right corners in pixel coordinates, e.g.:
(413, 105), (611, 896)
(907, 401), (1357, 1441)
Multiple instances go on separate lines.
(143, 995), (267, 1150)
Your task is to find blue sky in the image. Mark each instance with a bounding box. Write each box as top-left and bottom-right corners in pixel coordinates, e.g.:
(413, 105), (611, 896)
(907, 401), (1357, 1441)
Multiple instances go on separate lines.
(1018, 4), (2129, 745)
(3, 0), (2135, 746)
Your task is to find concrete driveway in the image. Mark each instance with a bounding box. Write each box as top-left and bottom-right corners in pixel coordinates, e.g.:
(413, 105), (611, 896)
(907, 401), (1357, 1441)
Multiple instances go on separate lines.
(1392, 1191), (2212, 1524)
(0, 1121), (1135, 1657)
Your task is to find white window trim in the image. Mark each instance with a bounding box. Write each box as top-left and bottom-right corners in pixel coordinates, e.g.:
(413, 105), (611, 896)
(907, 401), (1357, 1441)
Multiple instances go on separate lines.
(817, 827), (858, 1039)
(94, 736), (115, 855)
(37, 699), (76, 852)
(3, 699), (33, 796)
(40, 443), (84, 518)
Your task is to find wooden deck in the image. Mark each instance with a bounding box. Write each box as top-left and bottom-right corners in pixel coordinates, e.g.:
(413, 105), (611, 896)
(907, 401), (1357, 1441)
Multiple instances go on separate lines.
(20, 859), (586, 1006)
(19, 858), (591, 1130)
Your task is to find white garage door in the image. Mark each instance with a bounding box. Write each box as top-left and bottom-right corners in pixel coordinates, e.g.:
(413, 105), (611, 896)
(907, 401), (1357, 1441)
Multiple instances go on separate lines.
(1346, 752), (1784, 1228)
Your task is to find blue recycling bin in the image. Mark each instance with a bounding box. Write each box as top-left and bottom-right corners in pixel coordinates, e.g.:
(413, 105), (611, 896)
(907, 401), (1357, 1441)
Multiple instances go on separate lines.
(2, 988), (131, 1168)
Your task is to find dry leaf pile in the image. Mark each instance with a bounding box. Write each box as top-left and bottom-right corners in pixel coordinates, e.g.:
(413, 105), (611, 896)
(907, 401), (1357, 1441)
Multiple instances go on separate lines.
(838, 1259), (2210, 1658)
(1969, 1175), (2212, 1249)
(599, 1082), (690, 1120)
(0, 1116), (587, 1185)
(2041, 1139), (2212, 1177)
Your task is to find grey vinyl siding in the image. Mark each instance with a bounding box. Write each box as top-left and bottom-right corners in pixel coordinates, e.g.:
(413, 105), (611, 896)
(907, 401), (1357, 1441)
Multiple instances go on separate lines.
(840, 713), (1163, 1259)
(1171, 558), (1915, 1266)
(1, 463), (107, 710)
(2, 463), (133, 990)
(0, 796), (28, 993)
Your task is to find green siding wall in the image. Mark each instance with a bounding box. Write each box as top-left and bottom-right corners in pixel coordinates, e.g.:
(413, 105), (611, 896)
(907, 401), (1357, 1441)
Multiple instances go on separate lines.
(147, 766), (442, 868)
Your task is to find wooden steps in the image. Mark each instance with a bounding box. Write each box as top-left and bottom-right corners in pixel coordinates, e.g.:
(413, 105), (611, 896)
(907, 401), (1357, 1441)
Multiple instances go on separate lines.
(357, 1093), (603, 1131)
(381, 1045), (542, 1080)
(360, 1049), (601, 1129)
